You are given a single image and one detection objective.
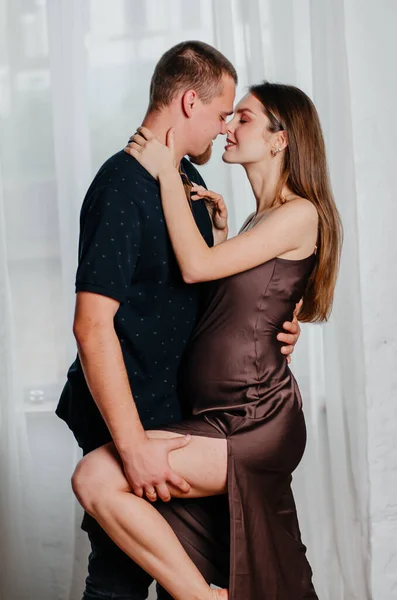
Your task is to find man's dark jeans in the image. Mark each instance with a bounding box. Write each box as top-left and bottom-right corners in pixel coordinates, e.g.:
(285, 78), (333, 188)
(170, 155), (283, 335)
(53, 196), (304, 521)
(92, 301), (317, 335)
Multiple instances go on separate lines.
(82, 529), (173, 600)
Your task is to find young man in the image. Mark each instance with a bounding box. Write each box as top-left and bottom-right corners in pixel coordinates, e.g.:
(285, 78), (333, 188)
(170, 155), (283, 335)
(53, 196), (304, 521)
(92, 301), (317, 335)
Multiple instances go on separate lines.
(56, 41), (301, 600)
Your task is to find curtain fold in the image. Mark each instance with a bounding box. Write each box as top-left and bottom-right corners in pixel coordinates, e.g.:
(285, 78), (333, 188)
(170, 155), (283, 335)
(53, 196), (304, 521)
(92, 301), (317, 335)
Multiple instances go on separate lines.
(0, 162), (44, 600)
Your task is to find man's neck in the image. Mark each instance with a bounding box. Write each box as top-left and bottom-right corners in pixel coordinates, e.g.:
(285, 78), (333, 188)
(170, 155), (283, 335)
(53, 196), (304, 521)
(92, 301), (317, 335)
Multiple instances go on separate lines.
(141, 109), (186, 164)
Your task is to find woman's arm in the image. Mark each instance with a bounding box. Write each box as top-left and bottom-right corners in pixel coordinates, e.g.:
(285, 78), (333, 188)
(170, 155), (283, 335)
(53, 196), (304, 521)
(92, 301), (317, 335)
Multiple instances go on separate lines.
(191, 183), (229, 246)
(159, 168), (317, 283)
(125, 127), (318, 283)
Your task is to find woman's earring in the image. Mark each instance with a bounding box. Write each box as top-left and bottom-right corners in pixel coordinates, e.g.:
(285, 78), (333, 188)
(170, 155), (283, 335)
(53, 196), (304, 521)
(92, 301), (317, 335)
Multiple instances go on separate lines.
(271, 147), (283, 157)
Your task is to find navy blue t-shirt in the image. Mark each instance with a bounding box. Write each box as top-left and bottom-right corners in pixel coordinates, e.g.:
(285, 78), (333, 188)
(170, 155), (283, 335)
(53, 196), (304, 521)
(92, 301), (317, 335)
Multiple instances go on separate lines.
(56, 150), (213, 453)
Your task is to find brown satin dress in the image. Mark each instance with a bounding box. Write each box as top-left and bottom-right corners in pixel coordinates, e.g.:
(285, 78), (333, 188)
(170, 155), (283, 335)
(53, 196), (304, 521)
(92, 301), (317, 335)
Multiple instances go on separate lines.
(158, 253), (318, 599)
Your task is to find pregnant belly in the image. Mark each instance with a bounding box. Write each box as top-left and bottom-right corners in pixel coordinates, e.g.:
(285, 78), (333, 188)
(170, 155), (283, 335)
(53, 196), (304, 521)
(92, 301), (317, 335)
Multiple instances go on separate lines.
(179, 333), (297, 418)
(178, 336), (252, 413)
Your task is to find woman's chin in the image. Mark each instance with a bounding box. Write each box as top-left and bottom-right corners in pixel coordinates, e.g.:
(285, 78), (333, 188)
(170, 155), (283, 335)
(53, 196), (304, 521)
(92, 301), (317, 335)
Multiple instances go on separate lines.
(222, 150), (238, 164)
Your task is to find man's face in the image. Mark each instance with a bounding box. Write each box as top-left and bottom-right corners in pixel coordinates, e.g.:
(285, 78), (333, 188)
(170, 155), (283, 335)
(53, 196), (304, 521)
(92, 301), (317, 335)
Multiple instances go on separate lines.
(187, 75), (236, 165)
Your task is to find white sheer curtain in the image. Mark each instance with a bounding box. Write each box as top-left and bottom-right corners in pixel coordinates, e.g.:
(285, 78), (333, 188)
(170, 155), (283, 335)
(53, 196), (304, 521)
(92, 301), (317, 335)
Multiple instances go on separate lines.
(0, 0), (378, 598)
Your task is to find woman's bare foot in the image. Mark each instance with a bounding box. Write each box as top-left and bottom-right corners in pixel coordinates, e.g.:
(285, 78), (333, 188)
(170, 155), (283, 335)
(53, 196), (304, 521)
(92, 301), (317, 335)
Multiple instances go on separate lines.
(212, 588), (228, 599)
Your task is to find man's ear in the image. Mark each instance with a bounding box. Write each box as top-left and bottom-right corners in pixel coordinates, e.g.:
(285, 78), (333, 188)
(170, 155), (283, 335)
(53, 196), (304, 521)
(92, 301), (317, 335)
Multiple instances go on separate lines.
(181, 90), (198, 118)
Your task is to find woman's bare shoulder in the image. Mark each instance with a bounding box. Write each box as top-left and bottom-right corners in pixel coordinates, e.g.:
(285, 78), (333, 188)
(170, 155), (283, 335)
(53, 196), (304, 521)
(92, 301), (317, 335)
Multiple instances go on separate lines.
(276, 196), (318, 222)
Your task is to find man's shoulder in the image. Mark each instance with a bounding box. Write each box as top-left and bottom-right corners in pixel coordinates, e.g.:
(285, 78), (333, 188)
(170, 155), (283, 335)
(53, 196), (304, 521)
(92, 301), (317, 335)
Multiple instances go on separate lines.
(89, 154), (205, 195)
(82, 150), (157, 211)
(94, 150), (155, 191)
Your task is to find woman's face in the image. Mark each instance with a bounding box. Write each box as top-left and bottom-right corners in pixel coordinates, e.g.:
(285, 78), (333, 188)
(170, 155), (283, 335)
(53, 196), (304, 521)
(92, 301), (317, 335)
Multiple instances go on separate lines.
(222, 93), (277, 165)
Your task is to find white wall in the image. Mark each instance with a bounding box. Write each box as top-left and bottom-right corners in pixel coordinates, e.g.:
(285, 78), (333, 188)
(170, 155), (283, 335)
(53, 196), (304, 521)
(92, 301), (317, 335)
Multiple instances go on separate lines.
(345, 1), (397, 597)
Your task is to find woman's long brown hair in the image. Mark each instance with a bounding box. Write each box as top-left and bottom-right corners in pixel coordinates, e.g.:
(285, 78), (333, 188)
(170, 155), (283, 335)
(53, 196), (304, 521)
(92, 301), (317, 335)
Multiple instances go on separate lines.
(250, 82), (343, 322)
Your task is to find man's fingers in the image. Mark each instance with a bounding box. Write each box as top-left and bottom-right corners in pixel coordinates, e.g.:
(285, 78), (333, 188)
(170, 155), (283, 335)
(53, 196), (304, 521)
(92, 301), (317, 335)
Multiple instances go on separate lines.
(167, 434), (191, 452)
(144, 486), (158, 503)
(164, 435), (192, 495)
(277, 331), (297, 345)
(292, 301), (303, 321)
(294, 299), (303, 315)
(155, 482), (171, 503)
(132, 485), (144, 498)
(281, 344), (294, 355)
(281, 320), (299, 334)
(167, 471), (191, 494)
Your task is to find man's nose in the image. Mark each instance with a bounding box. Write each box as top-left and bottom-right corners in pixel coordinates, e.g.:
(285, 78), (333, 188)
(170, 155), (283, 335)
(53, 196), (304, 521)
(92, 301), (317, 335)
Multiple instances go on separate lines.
(220, 120), (228, 135)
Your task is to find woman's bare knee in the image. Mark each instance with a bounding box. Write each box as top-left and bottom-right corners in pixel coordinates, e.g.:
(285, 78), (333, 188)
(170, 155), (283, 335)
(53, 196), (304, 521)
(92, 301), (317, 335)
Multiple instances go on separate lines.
(71, 454), (106, 511)
(71, 443), (129, 512)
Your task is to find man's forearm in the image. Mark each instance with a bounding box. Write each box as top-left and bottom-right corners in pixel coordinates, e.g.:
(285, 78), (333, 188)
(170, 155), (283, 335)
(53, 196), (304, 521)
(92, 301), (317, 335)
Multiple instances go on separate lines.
(76, 326), (145, 453)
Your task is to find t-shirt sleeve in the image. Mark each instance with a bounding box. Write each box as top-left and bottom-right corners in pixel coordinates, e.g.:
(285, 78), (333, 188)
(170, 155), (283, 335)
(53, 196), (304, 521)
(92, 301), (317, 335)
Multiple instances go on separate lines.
(75, 186), (142, 303)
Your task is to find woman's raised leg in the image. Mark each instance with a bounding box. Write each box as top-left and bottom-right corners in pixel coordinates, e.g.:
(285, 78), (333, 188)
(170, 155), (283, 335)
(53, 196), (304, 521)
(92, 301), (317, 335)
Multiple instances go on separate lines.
(72, 432), (228, 600)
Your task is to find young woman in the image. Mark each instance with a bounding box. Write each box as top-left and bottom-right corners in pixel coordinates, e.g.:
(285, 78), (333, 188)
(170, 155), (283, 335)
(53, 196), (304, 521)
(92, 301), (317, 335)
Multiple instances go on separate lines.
(72, 82), (342, 600)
